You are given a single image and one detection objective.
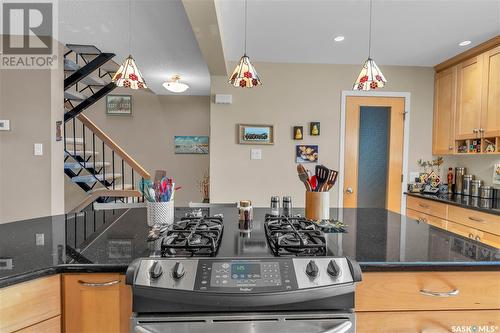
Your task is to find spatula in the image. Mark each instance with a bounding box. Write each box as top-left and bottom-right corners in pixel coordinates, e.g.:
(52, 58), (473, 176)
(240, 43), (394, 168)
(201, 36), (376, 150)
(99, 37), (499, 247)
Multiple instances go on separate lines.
(297, 164), (312, 191)
(322, 169), (339, 192)
(315, 165), (330, 192)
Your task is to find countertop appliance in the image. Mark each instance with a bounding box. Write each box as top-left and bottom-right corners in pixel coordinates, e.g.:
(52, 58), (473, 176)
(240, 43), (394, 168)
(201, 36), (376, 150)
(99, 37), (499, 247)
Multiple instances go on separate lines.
(127, 209), (362, 333)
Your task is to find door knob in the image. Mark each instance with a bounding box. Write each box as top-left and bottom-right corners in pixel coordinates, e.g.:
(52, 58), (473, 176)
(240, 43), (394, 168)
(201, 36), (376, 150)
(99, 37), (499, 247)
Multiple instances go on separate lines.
(345, 187), (353, 194)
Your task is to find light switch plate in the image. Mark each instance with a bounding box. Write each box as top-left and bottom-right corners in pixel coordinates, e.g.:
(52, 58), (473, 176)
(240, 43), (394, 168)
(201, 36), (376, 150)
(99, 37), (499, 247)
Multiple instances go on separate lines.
(35, 233), (45, 246)
(0, 120), (10, 130)
(250, 148), (262, 160)
(34, 143), (43, 156)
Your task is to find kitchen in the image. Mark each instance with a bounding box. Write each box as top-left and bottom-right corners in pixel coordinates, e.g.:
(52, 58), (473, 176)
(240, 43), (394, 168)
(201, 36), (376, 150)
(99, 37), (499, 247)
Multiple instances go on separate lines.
(0, 0), (499, 333)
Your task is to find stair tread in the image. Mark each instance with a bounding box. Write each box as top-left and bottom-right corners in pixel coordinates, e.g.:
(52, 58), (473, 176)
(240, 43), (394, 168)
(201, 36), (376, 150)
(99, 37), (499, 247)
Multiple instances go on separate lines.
(66, 44), (102, 55)
(64, 58), (80, 71)
(80, 75), (106, 86)
(64, 150), (99, 157)
(99, 60), (120, 73)
(64, 90), (87, 101)
(72, 173), (123, 183)
(64, 161), (111, 169)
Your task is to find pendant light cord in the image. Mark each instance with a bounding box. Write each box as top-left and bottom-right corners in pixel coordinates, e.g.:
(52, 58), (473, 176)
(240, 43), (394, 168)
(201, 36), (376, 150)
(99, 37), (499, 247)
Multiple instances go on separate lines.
(368, 0), (372, 58)
(129, 0), (132, 55)
(244, 0), (248, 55)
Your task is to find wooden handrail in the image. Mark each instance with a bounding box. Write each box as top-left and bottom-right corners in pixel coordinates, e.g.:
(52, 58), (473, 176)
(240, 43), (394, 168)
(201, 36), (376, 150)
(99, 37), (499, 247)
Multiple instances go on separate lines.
(76, 113), (151, 179)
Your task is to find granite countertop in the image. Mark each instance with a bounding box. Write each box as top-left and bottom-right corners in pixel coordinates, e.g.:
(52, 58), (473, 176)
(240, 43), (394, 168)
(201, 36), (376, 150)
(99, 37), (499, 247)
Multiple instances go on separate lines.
(0, 207), (499, 288)
(406, 192), (500, 216)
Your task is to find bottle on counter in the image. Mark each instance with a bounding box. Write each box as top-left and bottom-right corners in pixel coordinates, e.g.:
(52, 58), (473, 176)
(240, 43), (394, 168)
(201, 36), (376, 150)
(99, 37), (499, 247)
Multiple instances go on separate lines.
(455, 167), (466, 194)
(462, 175), (474, 196)
(282, 196), (292, 217)
(471, 180), (484, 197)
(270, 196), (280, 216)
(447, 168), (453, 194)
(239, 200), (253, 231)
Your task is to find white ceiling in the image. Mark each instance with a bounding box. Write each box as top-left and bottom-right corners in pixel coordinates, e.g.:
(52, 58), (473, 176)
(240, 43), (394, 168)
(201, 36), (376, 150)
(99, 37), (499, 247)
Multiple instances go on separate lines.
(217, 0), (500, 66)
(59, 0), (210, 95)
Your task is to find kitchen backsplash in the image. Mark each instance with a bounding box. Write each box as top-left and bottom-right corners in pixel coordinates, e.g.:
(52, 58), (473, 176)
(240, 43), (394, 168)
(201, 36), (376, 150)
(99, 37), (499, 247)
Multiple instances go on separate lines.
(441, 155), (500, 188)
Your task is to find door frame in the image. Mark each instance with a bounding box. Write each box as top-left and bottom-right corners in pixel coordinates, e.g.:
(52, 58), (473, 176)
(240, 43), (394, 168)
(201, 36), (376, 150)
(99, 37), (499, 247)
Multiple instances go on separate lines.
(338, 91), (411, 214)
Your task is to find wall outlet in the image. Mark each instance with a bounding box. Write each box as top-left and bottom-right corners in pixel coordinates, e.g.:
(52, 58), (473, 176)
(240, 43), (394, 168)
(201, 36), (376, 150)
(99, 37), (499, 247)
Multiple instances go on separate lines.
(250, 148), (262, 160)
(0, 120), (10, 131)
(34, 143), (43, 156)
(409, 171), (420, 182)
(35, 233), (45, 246)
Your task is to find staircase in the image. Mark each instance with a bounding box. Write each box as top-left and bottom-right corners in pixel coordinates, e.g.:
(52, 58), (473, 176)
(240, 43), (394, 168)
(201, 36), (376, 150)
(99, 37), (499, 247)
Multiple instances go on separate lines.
(63, 44), (150, 210)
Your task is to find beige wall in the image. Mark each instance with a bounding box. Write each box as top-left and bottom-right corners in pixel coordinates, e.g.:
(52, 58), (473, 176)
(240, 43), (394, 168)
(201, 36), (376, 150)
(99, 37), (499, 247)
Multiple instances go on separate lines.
(210, 62), (435, 207)
(442, 155), (500, 188)
(0, 41), (64, 223)
(65, 90), (210, 211)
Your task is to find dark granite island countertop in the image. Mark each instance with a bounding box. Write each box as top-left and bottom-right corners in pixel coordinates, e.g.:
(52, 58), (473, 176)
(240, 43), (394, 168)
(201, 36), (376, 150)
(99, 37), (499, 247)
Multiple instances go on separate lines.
(406, 192), (500, 216)
(1, 207), (499, 288)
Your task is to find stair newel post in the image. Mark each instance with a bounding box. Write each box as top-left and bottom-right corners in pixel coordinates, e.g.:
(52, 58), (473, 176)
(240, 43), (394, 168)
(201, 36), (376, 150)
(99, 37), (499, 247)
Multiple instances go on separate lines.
(92, 133), (96, 179)
(131, 169), (135, 203)
(121, 160), (125, 203)
(72, 117), (77, 157)
(102, 141), (105, 188)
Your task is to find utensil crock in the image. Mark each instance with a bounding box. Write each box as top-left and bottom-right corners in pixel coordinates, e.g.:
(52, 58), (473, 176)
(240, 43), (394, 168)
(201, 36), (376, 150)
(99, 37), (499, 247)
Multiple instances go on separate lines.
(305, 191), (330, 221)
(147, 201), (174, 227)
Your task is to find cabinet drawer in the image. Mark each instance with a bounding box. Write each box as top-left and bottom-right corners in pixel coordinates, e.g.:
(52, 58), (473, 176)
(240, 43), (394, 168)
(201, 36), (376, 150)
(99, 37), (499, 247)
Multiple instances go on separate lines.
(357, 310), (499, 333)
(16, 316), (61, 333)
(0, 275), (61, 333)
(356, 271), (500, 311)
(448, 205), (500, 235)
(447, 220), (500, 248)
(406, 208), (447, 229)
(407, 196), (447, 219)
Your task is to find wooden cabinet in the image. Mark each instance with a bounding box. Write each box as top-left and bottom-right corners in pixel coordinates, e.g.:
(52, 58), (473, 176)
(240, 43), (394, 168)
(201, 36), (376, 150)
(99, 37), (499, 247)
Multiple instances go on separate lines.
(406, 195), (500, 248)
(357, 310), (499, 333)
(456, 56), (483, 140)
(433, 66), (457, 154)
(63, 274), (132, 333)
(356, 271), (500, 312)
(0, 275), (61, 333)
(433, 37), (500, 154)
(482, 45), (500, 137)
(16, 316), (61, 333)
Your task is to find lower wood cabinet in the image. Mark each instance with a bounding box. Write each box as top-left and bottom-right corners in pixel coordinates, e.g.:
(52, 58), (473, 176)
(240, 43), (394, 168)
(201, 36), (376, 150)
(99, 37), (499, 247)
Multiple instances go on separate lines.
(357, 310), (499, 333)
(63, 274), (132, 333)
(0, 275), (61, 333)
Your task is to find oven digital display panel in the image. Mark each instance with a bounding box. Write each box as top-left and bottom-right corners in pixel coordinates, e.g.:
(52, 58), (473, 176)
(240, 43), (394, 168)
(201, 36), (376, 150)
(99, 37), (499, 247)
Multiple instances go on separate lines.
(231, 264), (260, 279)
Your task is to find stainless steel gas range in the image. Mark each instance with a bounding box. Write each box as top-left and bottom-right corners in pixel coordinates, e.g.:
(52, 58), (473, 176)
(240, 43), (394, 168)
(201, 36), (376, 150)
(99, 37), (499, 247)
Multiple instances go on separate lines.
(126, 209), (362, 333)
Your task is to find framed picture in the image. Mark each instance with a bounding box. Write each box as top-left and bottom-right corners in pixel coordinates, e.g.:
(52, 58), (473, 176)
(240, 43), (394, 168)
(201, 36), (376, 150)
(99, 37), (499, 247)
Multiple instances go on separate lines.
(296, 145), (318, 163)
(493, 163), (500, 185)
(174, 136), (209, 154)
(293, 126), (303, 140)
(106, 95), (132, 115)
(106, 239), (133, 262)
(310, 122), (320, 136)
(238, 124), (274, 145)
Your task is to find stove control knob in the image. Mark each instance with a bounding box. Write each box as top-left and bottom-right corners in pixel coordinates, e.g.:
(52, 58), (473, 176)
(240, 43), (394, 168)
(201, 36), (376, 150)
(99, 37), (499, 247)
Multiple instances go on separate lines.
(172, 261), (185, 280)
(149, 260), (163, 279)
(327, 260), (340, 278)
(305, 260), (319, 279)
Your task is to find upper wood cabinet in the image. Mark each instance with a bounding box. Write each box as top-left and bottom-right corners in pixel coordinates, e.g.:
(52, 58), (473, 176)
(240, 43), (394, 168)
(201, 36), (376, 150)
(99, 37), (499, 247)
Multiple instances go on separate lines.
(433, 36), (500, 154)
(481, 45), (500, 137)
(455, 56), (483, 139)
(432, 66), (457, 154)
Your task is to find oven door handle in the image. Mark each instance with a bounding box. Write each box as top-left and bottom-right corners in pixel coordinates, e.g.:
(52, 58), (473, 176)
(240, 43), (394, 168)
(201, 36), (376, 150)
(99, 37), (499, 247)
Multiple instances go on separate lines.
(319, 321), (352, 333)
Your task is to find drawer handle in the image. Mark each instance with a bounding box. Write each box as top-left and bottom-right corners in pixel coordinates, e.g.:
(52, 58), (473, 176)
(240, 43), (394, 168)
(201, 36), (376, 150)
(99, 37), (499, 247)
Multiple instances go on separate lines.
(468, 216), (485, 223)
(78, 280), (120, 287)
(469, 233), (474, 238)
(418, 203), (429, 208)
(419, 288), (459, 297)
(475, 236), (480, 241)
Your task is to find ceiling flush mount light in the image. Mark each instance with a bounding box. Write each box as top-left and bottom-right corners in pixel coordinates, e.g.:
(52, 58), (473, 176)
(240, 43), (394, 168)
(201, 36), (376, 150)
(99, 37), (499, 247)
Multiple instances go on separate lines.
(459, 40), (471, 46)
(353, 0), (387, 91)
(334, 35), (345, 42)
(228, 0), (261, 88)
(112, 0), (147, 89)
(163, 74), (189, 93)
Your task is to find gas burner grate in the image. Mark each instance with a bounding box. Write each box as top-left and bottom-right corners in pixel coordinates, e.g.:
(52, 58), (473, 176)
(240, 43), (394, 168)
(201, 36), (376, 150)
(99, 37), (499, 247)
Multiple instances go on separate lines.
(160, 216), (223, 257)
(264, 215), (327, 257)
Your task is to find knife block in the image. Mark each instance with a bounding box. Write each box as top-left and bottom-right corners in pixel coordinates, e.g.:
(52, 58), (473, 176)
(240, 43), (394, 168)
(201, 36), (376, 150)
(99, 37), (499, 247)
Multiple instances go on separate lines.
(305, 191), (330, 221)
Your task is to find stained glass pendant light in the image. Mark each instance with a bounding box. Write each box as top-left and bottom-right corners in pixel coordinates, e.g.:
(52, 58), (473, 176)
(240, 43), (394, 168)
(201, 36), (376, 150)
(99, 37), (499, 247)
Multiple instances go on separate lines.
(112, 0), (147, 89)
(353, 0), (387, 90)
(228, 0), (261, 88)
